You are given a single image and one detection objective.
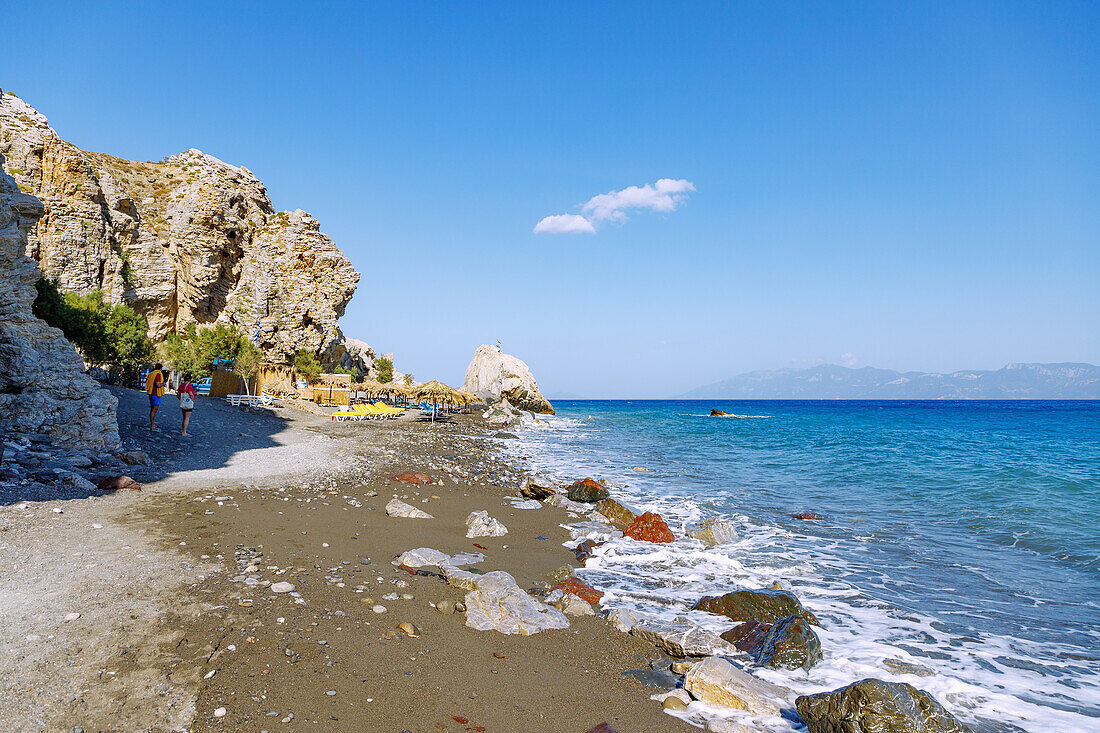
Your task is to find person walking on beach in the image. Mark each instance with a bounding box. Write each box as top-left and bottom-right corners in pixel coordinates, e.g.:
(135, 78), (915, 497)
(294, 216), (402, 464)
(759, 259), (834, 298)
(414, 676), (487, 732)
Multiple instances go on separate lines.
(177, 375), (196, 437)
(145, 363), (165, 432)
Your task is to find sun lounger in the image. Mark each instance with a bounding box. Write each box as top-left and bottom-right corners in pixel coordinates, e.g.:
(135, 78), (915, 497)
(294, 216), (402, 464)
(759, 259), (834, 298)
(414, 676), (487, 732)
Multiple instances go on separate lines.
(331, 403), (370, 421)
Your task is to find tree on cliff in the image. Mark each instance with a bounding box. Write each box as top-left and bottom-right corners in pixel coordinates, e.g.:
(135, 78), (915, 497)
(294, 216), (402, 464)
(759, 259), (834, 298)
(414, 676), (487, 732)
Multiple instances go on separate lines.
(33, 277), (153, 380)
(376, 356), (394, 383)
(294, 349), (322, 384)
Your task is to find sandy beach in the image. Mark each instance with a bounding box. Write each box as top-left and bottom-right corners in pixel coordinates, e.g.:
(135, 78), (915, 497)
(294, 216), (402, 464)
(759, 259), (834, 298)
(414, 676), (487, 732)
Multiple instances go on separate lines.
(0, 389), (687, 732)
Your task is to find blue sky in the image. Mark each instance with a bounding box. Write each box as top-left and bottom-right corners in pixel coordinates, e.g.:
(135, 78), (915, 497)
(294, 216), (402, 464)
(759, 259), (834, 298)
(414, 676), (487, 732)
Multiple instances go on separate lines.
(6, 1), (1098, 397)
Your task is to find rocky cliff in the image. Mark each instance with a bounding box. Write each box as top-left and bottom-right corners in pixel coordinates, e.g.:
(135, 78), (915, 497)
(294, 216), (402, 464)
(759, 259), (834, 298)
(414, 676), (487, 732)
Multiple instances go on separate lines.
(0, 157), (120, 451)
(464, 345), (554, 414)
(0, 90), (359, 365)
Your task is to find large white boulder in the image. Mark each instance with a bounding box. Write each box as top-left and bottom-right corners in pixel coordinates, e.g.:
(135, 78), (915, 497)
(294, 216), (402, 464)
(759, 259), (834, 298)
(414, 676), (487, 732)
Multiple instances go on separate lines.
(464, 344), (554, 414)
(465, 510), (508, 538)
(683, 656), (791, 714)
(385, 499), (434, 519)
(462, 570), (569, 635)
(394, 547), (484, 568)
(629, 616), (739, 658)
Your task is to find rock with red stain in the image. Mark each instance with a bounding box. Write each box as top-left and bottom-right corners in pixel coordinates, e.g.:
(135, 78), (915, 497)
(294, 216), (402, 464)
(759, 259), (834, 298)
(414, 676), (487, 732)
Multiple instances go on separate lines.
(96, 475), (142, 492)
(574, 539), (603, 565)
(720, 619), (773, 655)
(551, 576), (604, 605)
(791, 512), (822, 520)
(624, 511), (675, 543)
(566, 478), (610, 503)
(393, 472), (432, 485)
(584, 724), (618, 733)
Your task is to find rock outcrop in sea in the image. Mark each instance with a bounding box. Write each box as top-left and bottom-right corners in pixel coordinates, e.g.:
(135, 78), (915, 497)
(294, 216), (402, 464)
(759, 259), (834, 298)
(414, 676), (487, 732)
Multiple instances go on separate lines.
(0, 90), (360, 366)
(0, 158), (120, 451)
(463, 344), (554, 414)
(795, 678), (973, 733)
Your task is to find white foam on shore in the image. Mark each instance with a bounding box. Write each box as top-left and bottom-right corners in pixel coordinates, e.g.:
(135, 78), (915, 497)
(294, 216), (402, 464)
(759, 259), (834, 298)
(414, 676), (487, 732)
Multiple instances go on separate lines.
(502, 412), (1100, 733)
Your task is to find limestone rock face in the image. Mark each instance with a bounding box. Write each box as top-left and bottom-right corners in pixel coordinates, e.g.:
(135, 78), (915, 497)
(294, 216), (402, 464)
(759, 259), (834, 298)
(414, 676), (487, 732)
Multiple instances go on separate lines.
(463, 344), (554, 414)
(0, 158), (120, 451)
(330, 337), (377, 378)
(0, 91), (359, 364)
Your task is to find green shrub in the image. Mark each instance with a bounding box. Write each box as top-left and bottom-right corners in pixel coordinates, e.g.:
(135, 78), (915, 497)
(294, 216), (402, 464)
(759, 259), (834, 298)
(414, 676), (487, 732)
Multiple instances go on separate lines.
(160, 323), (260, 378)
(234, 341), (263, 394)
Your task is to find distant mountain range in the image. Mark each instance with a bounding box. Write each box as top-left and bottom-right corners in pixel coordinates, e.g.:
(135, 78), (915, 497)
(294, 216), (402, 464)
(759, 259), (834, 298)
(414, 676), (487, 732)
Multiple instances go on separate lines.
(681, 363), (1100, 399)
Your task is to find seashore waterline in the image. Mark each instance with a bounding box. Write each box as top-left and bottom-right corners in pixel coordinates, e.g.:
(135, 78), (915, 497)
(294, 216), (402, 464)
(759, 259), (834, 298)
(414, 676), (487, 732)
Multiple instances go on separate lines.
(504, 400), (1100, 732)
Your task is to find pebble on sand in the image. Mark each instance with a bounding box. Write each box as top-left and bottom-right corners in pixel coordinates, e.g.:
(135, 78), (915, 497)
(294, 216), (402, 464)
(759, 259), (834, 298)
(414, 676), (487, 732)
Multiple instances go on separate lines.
(64, 612), (80, 621)
(271, 581), (295, 593)
(213, 707), (226, 718)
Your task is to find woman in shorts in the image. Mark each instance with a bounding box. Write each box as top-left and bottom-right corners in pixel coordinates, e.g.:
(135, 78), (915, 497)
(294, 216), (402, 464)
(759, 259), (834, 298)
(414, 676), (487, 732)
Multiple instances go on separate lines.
(177, 375), (197, 437)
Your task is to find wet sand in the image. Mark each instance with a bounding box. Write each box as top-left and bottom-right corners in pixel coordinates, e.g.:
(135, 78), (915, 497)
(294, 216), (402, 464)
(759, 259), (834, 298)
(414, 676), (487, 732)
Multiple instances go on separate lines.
(12, 388), (686, 732)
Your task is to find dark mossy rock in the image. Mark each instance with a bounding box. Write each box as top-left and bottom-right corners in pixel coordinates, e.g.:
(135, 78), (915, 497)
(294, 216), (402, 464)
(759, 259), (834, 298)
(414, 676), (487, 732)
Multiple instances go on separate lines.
(756, 615), (822, 670)
(694, 588), (820, 626)
(796, 678), (972, 733)
(567, 477), (610, 503)
(710, 408), (732, 416)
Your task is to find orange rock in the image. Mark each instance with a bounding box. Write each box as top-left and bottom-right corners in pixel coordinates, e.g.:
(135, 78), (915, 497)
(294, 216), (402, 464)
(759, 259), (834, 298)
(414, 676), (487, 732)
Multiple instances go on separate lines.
(624, 511), (675, 543)
(392, 472), (432, 485)
(551, 576), (604, 605)
(566, 478), (610, 502)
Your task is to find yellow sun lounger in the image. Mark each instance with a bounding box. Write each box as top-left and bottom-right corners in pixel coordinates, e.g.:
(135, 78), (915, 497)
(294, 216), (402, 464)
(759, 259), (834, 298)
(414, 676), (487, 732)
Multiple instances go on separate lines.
(331, 404), (372, 421)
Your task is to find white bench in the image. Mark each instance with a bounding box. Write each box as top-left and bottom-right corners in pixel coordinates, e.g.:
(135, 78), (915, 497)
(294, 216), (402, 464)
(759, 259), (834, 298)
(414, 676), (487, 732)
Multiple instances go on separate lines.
(224, 394), (276, 408)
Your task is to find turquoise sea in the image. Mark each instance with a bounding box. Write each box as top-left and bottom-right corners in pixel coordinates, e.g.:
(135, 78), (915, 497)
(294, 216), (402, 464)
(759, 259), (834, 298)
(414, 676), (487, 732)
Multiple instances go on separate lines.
(504, 400), (1099, 732)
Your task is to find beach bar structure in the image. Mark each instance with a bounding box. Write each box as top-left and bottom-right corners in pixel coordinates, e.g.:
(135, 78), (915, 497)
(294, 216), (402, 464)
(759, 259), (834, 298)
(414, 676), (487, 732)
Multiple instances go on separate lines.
(310, 373), (352, 406)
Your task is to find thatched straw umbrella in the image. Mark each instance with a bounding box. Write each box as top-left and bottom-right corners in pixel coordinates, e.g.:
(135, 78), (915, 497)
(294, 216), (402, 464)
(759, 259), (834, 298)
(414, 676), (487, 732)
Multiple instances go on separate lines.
(458, 390), (478, 412)
(355, 379), (385, 401)
(415, 380), (459, 422)
(379, 382), (411, 406)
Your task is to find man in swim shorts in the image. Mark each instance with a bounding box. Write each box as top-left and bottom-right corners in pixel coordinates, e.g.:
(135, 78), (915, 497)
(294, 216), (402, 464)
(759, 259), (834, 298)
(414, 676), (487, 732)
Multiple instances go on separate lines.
(146, 363), (165, 432)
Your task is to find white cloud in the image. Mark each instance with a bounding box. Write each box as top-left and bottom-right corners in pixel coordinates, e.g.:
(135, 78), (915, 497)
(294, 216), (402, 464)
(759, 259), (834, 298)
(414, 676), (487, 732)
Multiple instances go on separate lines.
(533, 178), (695, 234)
(532, 213), (596, 235)
(840, 352), (858, 367)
